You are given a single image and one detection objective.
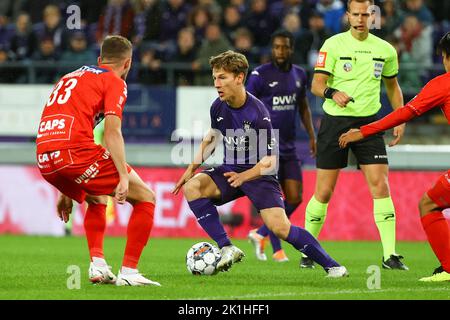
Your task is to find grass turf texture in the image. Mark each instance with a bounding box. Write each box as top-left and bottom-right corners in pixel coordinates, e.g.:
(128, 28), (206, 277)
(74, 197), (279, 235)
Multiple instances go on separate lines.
(1, 235), (450, 300)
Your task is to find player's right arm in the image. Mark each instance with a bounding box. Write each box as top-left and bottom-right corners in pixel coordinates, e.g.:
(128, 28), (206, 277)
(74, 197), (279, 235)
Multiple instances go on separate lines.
(172, 128), (220, 195)
(104, 115), (128, 204)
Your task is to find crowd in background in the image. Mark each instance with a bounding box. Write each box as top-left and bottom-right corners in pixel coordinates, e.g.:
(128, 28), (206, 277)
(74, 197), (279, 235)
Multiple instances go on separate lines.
(0, 0), (448, 88)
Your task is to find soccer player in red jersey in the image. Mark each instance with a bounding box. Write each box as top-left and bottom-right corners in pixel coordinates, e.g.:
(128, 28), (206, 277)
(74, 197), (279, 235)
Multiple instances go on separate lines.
(36, 35), (160, 286)
(339, 32), (450, 281)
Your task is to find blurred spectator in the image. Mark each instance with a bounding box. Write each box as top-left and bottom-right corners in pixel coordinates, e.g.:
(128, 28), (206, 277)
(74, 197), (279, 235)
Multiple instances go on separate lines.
(196, 0), (222, 23)
(188, 5), (213, 46)
(20, 0), (60, 24)
(132, 0), (162, 44)
(32, 4), (68, 54)
(193, 23), (232, 85)
(372, 0), (404, 39)
(138, 43), (166, 84)
(245, 0), (277, 47)
(221, 5), (244, 44)
(167, 27), (197, 85)
(59, 32), (97, 75)
(295, 10), (331, 66)
(316, 0), (345, 34)
(282, 12), (303, 38)
(0, 0), (26, 21)
(0, 14), (14, 51)
(159, 0), (191, 42)
(229, 0), (248, 14)
(426, 0), (450, 23)
(403, 0), (434, 26)
(269, 0), (313, 30)
(386, 35), (421, 92)
(31, 36), (59, 83)
(233, 27), (260, 65)
(96, 0), (135, 43)
(394, 14), (433, 83)
(9, 13), (35, 61)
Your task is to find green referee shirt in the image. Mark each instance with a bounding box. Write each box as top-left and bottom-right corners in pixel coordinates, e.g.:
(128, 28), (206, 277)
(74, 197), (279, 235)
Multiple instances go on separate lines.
(315, 30), (399, 117)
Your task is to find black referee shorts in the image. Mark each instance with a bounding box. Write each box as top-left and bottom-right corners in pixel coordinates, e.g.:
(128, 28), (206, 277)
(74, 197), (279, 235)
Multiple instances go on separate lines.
(316, 113), (388, 169)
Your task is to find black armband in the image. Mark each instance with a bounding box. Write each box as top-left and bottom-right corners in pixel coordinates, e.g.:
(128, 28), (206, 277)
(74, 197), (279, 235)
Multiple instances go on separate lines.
(324, 87), (338, 99)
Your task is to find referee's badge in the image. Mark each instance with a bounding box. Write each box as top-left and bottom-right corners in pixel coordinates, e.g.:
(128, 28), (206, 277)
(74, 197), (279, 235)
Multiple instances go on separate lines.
(343, 62), (352, 72)
(374, 62), (384, 78)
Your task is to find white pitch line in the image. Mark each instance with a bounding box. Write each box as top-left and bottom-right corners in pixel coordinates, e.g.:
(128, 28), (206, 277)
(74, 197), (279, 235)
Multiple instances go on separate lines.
(174, 287), (450, 300)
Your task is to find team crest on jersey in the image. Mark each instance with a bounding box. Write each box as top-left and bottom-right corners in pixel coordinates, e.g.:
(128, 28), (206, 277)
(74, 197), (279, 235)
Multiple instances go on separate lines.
(374, 62), (384, 78)
(243, 121), (252, 131)
(343, 63), (352, 72)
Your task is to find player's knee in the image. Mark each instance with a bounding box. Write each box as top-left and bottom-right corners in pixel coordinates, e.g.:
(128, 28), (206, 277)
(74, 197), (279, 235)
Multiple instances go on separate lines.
(270, 221), (291, 240)
(183, 178), (201, 201)
(315, 189), (333, 203)
(418, 193), (436, 217)
(369, 178), (390, 198)
(85, 195), (108, 205)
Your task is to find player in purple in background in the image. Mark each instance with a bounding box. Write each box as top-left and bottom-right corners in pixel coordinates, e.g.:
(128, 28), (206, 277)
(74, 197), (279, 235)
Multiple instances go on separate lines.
(173, 50), (347, 277)
(246, 29), (317, 263)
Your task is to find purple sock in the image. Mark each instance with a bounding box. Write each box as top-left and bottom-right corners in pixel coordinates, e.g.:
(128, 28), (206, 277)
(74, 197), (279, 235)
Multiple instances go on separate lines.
(188, 198), (231, 248)
(260, 202), (299, 253)
(286, 225), (339, 270)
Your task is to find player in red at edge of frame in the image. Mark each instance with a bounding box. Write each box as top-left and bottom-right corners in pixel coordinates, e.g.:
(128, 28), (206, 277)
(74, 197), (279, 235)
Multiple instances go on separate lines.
(36, 35), (161, 287)
(339, 32), (450, 282)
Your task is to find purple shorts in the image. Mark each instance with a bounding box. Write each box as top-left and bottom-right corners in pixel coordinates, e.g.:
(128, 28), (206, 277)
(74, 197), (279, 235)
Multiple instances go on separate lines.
(202, 164), (285, 211)
(277, 156), (303, 182)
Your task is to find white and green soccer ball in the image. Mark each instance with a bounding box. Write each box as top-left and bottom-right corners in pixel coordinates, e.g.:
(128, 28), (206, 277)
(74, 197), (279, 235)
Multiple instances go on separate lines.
(186, 242), (221, 275)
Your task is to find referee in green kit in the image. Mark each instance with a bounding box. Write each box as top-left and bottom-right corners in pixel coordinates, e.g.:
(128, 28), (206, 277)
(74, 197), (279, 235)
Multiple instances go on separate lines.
(301, 0), (408, 270)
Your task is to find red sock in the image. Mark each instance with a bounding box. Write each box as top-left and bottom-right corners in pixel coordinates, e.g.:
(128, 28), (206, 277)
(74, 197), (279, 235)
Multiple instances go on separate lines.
(122, 202), (155, 269)
(421, 211), (450, 272)
(84, 203), (107, 260)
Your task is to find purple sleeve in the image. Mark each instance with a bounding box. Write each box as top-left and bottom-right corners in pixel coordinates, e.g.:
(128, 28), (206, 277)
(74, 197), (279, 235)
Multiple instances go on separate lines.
(298, 68), (308, 98)
(246, 70), (263, 97)
(210, 101), (218, 129)
(257, 107), (278, 157)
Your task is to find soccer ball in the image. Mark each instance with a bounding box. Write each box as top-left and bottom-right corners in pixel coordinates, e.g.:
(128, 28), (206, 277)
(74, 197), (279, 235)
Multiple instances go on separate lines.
(186, 242), (221, 275)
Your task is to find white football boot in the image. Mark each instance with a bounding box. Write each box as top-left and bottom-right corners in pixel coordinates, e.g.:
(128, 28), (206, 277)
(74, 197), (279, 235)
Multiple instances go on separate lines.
(216, 245), (245, 272)
(247, 229), (267, 261)
(116, 270), (161, 287)
(326, 266), (349, 278)
(88, 262), (117, 284)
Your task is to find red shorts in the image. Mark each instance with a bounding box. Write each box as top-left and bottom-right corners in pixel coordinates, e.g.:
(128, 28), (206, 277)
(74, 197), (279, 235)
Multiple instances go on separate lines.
(37, 144), (132, 203)
(427, 170), (450, 209)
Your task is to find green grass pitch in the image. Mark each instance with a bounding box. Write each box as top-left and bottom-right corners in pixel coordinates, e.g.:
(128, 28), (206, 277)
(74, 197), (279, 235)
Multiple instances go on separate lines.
(1, 235), (450, 300)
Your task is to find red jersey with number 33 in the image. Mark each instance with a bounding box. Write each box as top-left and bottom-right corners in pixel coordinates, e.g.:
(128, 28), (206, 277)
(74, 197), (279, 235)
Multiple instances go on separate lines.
(36, 65), (127, 153)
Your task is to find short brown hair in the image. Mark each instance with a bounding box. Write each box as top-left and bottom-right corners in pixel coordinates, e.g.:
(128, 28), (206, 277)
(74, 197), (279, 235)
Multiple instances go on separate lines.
(209, 50), (249, 79)
(100, 35), (132, 62)
(347, 0), (374, 7)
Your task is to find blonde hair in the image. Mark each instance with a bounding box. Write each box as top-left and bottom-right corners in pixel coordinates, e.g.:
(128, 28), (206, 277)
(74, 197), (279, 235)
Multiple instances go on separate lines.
(209, 50), (249, 80)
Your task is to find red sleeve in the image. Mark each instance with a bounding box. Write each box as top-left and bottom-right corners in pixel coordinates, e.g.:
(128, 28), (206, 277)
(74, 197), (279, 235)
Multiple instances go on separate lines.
(360, 107), (416, 137)
(405, 75), (448, 116)
(361, 74), (449, 137)
(104, 76), (127, 120)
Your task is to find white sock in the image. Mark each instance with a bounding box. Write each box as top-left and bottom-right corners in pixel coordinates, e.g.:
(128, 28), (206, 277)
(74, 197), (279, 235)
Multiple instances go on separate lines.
(121, 266), (138, 275)
(92, 257), (107, 268)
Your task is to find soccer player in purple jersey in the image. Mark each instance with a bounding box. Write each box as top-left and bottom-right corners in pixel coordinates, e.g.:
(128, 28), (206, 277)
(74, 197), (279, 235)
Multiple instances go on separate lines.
(172, 50), (347, 277)
(246, 29), (316, 263)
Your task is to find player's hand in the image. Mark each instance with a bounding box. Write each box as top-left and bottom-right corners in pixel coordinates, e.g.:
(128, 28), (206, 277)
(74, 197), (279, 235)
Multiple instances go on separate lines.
(172, 168), (195, 195)
(115, 175), (129, 204)
(389, 124), (405, 147)
(309, 137), (317, 157)
(332, 91), (353, 108)
(339, 129), (364, 148)
(56, 194), (73, 223)
(224, 171), (248, 188)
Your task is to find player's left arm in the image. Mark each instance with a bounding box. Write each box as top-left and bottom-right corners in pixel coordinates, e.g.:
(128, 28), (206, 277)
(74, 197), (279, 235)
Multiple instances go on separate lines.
(382, 76), (405, 146)
(298, 96), (316, 157)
